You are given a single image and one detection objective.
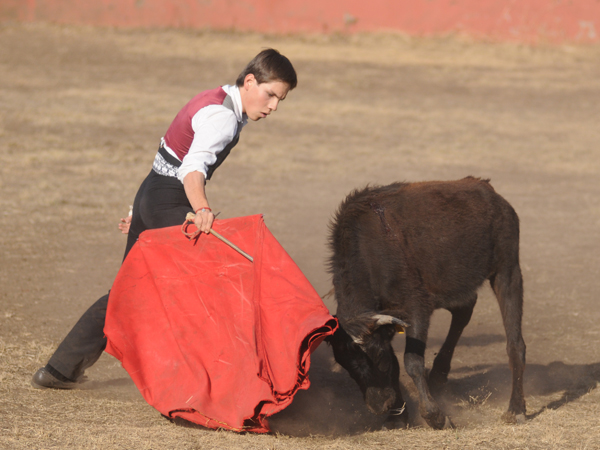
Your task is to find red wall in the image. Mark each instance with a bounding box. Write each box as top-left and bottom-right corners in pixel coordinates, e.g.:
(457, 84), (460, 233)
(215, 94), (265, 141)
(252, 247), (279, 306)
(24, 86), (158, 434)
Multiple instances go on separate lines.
(1, 0), (599, 43)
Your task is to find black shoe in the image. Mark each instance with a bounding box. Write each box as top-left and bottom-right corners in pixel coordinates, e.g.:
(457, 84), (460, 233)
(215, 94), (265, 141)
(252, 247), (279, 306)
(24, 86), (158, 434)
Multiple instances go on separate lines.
(31, 367), (82, 390)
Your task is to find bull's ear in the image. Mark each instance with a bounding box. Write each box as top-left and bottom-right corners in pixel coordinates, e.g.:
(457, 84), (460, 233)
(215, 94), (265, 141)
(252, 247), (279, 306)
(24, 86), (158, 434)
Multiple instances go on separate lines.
(339, 314), (374, 345)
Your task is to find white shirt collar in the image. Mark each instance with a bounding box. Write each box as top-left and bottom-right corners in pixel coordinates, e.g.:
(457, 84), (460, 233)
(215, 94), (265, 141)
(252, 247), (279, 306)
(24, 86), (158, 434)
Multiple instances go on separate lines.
(221, 84), (247, 125)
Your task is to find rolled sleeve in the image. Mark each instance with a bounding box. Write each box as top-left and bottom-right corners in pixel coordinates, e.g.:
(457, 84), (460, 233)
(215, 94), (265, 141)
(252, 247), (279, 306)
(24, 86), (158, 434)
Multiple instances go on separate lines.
(177, 105), (239, 182)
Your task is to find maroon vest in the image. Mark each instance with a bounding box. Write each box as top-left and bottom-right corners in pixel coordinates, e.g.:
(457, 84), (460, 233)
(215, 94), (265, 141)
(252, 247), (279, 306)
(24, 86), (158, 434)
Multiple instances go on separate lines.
(163, 87), (240, 180)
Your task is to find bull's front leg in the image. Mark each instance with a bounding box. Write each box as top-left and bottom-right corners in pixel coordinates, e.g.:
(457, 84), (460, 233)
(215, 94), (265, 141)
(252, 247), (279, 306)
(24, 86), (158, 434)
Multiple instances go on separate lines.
(404, 336), (453, 430)
(382, 352), (409, 430)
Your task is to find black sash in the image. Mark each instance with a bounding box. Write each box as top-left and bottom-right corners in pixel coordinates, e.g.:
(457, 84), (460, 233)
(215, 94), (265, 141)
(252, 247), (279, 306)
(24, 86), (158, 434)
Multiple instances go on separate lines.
(158, 145), (182, 167)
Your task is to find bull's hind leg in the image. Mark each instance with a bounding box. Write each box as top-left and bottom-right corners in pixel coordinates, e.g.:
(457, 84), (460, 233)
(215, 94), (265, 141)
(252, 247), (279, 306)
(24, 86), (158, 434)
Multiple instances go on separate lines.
(491, 264), (526, 423)
(428, 294), (477, 392)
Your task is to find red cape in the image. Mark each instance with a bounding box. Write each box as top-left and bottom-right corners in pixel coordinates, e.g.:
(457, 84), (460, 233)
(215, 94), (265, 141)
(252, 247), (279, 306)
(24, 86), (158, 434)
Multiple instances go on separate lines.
(104, 215), (337, 433)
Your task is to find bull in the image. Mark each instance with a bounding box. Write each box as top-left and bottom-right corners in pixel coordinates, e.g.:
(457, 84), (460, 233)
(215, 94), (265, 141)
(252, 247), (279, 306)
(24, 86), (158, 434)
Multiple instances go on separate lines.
(326, 177), (526, 429)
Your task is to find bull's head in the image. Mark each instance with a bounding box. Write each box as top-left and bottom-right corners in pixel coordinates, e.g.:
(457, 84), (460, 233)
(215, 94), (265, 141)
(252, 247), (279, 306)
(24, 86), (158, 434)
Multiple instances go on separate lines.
(327, 314), (409, 415)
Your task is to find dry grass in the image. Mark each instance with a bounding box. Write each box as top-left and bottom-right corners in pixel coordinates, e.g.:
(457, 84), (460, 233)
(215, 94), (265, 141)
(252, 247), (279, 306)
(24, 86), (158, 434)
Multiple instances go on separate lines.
(2, 334), (599, 450)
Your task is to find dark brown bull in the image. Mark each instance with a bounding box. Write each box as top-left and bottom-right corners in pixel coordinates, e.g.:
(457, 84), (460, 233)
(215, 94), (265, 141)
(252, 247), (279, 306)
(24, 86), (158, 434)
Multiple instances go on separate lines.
(327, 177), (526, 429)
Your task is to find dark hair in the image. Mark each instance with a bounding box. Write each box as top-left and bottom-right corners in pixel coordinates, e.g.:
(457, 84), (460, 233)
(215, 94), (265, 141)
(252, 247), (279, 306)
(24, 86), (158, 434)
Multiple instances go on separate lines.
(236, 48), (297, 90)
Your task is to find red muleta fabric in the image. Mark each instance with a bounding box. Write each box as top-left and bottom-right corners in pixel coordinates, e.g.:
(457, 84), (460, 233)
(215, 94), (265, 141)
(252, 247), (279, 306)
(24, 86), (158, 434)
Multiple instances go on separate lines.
(104, 214), (337, 433)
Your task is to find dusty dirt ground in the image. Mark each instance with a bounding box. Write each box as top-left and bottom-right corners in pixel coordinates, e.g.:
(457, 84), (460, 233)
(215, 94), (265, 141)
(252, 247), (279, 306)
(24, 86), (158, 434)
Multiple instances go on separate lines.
(1, 23), (600, 449)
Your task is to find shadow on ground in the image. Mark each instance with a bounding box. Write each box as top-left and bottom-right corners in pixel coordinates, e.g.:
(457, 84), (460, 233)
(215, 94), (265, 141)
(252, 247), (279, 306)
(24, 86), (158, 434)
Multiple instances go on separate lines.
(267, 345), (600, 436)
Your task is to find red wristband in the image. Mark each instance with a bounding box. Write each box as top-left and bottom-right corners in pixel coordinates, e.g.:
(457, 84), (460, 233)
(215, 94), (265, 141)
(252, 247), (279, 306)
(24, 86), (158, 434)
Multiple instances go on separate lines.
(195, 207), (212, 213)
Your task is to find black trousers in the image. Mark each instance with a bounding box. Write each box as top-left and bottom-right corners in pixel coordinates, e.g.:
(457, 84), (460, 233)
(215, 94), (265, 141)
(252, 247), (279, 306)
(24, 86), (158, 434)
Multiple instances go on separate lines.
(49, 170), (193, 381)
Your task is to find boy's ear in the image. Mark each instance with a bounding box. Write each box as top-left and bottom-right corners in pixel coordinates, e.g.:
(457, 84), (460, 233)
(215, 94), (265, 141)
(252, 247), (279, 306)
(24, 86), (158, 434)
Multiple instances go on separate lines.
(244, 73), (256, 89)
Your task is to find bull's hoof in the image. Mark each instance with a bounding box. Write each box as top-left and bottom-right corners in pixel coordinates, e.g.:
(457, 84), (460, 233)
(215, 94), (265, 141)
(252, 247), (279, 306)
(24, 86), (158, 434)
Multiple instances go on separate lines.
(501, 411), (526, 424)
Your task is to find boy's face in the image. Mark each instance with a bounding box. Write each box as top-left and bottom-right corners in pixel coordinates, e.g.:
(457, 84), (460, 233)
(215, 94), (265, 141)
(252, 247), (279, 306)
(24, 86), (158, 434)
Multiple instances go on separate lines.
(241, 74), (290, 121)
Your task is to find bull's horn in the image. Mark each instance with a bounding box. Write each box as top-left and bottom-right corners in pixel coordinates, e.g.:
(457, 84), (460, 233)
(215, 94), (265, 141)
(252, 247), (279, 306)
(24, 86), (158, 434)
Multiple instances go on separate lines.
(372, 314), (410, 328)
